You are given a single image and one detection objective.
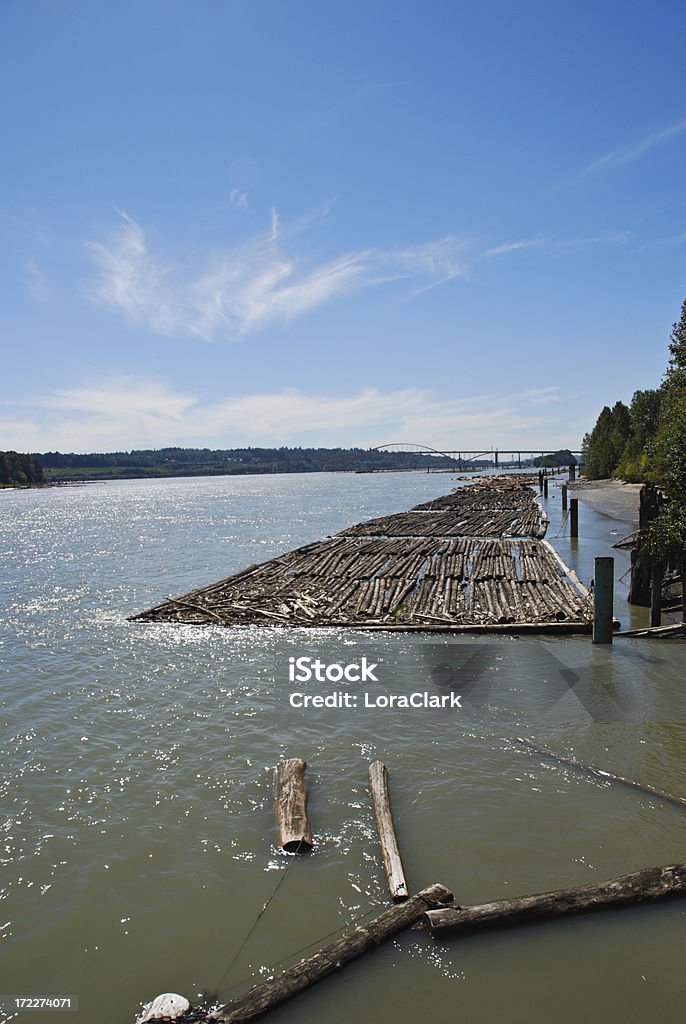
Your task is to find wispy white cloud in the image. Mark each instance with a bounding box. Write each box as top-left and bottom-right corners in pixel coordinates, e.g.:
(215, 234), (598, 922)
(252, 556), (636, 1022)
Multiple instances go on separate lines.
(85, 208), (626, 343)
(85, 210), (474, 341)
(229, 189), (249, 209)
(482, 240), (542, 258)
(547, 231), (632, 255)
(557, 117), (686, 187)
(23, 259), (53, 302)
(1, 377), (581, 453)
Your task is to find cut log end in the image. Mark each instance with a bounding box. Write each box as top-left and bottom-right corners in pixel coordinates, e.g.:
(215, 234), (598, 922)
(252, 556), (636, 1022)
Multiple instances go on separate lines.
(282, 836), (312, 853)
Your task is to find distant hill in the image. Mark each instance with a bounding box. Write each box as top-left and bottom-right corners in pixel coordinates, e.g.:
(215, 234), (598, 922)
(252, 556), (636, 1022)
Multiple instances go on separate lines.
(533, 449), (577, 468)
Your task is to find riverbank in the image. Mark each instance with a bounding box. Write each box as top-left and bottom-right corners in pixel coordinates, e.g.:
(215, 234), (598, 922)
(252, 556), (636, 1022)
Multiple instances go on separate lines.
(568, 479), (641, 532)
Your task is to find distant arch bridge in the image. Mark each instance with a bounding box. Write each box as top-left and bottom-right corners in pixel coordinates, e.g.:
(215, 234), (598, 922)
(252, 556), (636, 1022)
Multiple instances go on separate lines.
(371, 442), (581, 467)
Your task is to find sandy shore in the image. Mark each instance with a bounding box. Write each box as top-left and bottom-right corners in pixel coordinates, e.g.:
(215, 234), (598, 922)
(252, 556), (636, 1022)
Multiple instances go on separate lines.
(567, 478), (641, 530)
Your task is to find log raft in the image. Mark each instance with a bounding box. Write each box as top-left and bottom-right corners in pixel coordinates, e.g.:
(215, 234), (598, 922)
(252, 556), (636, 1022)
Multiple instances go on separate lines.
(205, 883), (454, 1024)
(424, 863), (686, 936)
(275, 759), (313, 851)
(368, 761), (408, 901)
(130, 477), (593, 634)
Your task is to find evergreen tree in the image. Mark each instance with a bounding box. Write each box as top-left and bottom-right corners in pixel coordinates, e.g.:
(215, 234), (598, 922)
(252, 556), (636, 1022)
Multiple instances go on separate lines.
(645, 298), (686, 561)
(667, 297), (686, 375)
(581, 401), (631, 479)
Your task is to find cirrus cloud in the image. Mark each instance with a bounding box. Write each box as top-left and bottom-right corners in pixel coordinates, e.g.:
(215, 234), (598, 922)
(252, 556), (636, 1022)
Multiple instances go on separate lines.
(85, 210), (479, 342)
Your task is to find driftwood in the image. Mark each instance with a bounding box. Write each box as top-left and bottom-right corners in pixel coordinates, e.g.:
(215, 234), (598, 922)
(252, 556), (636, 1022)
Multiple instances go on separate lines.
(424, 863), (686, 936)
(368, 761), (408, 901)
(515, 737), (686, 809)
(274, 759), (313, 851)
(205, 883), (454, 1024)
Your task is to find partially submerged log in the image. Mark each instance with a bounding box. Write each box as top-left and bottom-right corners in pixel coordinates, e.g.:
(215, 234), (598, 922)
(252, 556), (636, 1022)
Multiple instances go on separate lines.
(275, 759), (313, 851)
(424, 863), (686, 936)
(368, 761), (408, 901)
(515, 737), (686, 809)
(206, 883), (454, 1024)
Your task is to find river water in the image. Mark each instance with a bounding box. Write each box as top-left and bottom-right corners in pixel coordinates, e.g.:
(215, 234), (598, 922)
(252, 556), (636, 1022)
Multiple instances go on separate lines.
(2, 472), (685, 1024)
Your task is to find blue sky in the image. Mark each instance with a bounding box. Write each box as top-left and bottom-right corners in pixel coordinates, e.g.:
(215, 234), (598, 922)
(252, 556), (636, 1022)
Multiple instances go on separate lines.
(1, 0), (684, 454)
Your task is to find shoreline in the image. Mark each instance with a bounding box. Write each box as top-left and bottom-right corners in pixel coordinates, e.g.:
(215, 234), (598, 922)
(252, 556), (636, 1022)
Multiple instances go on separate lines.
(568, 478), (641, 532)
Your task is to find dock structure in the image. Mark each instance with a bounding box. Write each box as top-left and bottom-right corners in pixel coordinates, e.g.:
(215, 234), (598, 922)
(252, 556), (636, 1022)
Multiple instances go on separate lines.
(131, 476), (592, 632)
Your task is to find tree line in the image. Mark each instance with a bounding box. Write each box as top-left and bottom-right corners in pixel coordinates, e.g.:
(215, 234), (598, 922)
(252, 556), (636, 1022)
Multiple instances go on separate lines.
(0, 451), (45, 487)
(582, 298), (686, 560)
(32, 446), (466, 479)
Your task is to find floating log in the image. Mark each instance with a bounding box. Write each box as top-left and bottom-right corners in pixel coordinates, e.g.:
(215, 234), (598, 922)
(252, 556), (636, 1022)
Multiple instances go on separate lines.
(616, 622), (685, 638)
(206, 883), (454, 1024)
(613, 529), (639, 550)
(275, 759), (313, 852)
(368, 761), (409, 901)
(423, 863), (686, 936)
(137, 993), (190, 1022)
(515, 737), (686, 809)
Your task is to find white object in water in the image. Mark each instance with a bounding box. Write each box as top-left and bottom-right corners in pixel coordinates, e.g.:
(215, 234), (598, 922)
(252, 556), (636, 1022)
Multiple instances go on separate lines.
(136, 992), (191, 1022)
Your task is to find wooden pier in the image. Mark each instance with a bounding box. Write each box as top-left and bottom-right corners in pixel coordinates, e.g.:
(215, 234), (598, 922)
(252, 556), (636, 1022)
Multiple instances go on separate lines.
(131, 476), (592, 632)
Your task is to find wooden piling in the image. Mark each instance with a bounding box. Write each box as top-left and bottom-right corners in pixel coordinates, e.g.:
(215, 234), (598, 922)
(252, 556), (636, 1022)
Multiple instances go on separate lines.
(570, 498), (579, 538)
(650, 560), (664, 628)
(368, 761), (408, 901)
(561, 484), (568, 511)
(569, 464), (576, 481)
(206, 883), (454, 1024)
(543, 477), (549, 498)
(628, 545), (652, 606)
(592, 556), (614, 644)
(423, 864), (686, 937)
(275, 759), (313, 851)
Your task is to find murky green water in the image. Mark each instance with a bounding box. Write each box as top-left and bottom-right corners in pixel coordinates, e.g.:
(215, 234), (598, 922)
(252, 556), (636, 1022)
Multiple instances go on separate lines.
(2, 473), (685, 1024)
